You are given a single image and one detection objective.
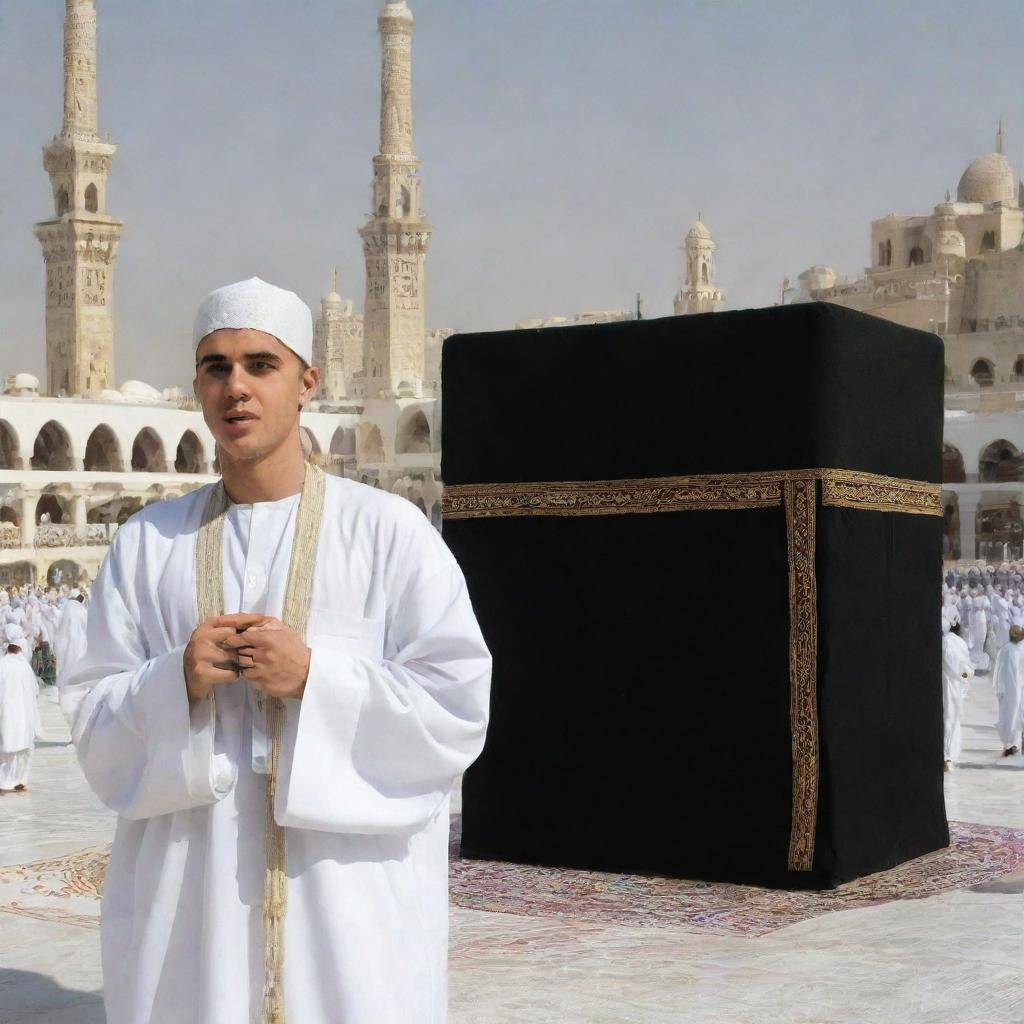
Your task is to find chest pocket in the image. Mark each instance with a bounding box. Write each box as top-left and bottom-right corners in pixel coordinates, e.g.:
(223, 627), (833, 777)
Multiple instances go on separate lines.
(309, 608), (385, 662)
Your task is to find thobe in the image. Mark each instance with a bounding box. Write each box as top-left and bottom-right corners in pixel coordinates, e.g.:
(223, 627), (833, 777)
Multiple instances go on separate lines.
(941, 631), (974, 762)
(969, 600), (990, 671)
(992, 641), (1024, 750)
(61, 476), (492, 1024)
(0, 651), (44, 789)
(53, 599), (88, 687)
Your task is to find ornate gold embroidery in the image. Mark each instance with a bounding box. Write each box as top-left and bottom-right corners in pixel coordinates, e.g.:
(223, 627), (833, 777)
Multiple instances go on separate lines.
(784, 479), (819, 872)
(820, 469), (941, 516)
(196, 464), (326, 1024)
(442, 467), (937, 874)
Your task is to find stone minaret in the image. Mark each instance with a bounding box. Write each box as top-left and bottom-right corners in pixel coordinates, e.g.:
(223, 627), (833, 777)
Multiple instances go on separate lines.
(358, 0), (432, 399)
(313, 268), (365, 401)
(674, 217), (725, 316)
(33, 0), (122, 397)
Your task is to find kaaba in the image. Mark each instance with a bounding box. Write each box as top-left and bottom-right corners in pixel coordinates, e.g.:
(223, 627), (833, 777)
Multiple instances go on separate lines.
(441, 302), (947, 890)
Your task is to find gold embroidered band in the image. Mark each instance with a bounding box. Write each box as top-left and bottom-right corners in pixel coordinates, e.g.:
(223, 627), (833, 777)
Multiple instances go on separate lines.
(441, 468), (939, 873)
(196, 463), (326, 1024)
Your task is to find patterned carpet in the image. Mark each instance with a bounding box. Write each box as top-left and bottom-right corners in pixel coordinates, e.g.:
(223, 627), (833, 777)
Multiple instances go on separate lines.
(2, 819), (1022, 938)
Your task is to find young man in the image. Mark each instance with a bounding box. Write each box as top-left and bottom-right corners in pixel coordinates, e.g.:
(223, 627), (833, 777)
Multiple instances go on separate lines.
(940, 613), (973, 772)
(993, 623), (1024, 757)
(61, 277), (492, 1024)
(0, 623), (44, 793)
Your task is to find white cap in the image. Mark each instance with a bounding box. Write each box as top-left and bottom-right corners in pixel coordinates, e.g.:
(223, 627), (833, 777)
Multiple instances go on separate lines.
(4, 623), (25, 644)
(192, 277), (313, 365)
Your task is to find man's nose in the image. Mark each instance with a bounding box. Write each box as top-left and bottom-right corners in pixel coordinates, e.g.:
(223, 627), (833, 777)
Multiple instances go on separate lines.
(225, 366), (251, 400)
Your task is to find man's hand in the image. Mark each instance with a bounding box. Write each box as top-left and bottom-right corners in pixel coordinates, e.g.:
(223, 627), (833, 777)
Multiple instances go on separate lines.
(221, 617), (311, 701)
(184, 613), (266, 703)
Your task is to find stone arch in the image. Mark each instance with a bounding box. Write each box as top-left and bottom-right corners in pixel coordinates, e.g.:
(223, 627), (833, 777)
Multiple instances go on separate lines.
(701, 261), (709, 284)
(0, 562), (36, 587)
(32, 420), (74, 470)
(942, 444), (966, 484)
(971, 358), (995, 387)
(84, 423), (123, 472)
(357, 423), (386, 464)
(908, 245), (924, 266)
(84, 183), (98, 213)
(36, 493), (67, 525)
(884, 239), (892, 266)
(0, 420), (20, 469)
(1014, 356), (1024, 378)
(977, 497), (1023, 561)
(329, 426), (356, 477)
(395, 409), (431, 455)
(979, 439), (1024, 483)
(47, 559), (83, 587)
(299, 427), (321, 462)
(0, 505), (17, 526)
(131, 428), (166, 472)
(981, 230), (997, 253)
(175, 430), (205, 473)
(56, 187), (70, 216)
(942, 493), (961, 560)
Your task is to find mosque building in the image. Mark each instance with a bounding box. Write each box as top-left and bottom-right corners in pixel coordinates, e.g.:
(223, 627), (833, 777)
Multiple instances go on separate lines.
(0, 0), (442, 587)
(790, 123), (1024, 564)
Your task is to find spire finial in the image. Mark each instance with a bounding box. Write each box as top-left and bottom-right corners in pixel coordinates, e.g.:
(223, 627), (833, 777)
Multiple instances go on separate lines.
(997, 119), (1005, 155)
(331, 266), (338, 293)
(945, 188), (951, 202)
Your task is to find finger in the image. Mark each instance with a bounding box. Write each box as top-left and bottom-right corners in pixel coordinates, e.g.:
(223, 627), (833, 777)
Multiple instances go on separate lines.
(242, 619), (284, 633)
(219, 634), (257, 651)
(207, 667), (243, 686)
(209, 613), (270, 630)
(203, 625), (257, 644)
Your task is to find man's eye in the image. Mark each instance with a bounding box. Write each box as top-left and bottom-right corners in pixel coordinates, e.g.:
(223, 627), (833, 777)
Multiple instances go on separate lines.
(251, 362), (274, 371)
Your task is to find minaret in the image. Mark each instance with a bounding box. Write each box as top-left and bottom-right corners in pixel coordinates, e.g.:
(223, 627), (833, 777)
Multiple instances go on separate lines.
(674, 217), (725, 315)
(313, 268), (364, 401)
(33, 0), (123, 396)
(359, 0), (432, 399)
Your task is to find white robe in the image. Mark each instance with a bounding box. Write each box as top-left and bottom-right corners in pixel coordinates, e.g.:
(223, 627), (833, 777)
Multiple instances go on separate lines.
(53, 599), (88, 687)
(941, 632), (973, 762)
(61, 477), (492, 1024)
(0, 652), (44, 788)
(992, 641), (1024, 749)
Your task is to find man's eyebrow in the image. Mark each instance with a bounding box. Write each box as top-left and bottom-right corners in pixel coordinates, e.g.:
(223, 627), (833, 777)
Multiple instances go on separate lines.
(196, 351), (283, 368)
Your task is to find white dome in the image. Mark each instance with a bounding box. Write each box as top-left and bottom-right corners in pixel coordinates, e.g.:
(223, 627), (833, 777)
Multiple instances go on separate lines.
(687, 220), (712, 241)
(957, 152), (1016, 204)
(13, 373), (38, 390)
(119, 379), (163, 402)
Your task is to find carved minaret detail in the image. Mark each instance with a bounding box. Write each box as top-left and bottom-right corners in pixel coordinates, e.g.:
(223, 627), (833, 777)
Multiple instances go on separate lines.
(359, 0), (431, 399)
(674, 217), (725, 316)
(34, 0), (123, 396)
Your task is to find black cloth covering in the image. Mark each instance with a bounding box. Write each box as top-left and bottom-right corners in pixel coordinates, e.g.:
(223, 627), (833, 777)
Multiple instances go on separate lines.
(441, 302), (948, 889)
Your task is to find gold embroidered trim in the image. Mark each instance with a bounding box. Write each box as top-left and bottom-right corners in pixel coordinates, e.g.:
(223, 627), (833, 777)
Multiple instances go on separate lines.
(441, 469), (941, 520)
(195, 464), (326, 1024)
(784, 479), (819, 872)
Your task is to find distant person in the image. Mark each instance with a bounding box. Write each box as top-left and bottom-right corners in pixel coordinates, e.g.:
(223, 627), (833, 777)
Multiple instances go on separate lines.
(941, 614), (974, 772)
(992, 624), (1024, 756)
(0, 624), (44, 793)
(53, 589), (87, 687)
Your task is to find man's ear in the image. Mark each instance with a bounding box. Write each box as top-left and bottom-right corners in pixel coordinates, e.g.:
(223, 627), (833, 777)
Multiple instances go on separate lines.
(298, 365), (320, 409)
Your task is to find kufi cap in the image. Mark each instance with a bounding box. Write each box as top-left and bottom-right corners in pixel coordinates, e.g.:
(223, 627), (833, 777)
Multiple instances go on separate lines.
(4, 623), (25, 644)
(192, 277), (313, 365)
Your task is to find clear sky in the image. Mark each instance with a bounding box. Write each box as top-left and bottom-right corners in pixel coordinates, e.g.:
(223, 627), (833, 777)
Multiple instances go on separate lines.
(1, 0), (1023, 390)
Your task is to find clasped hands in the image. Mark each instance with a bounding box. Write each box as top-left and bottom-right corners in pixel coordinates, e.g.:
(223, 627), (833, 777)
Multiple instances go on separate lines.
(184, 613), (311, 704)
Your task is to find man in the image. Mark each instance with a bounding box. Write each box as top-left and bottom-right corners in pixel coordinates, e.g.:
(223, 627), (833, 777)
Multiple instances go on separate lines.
(53, 588), (87, 687)
(941, 613), (973, 772)
(61, 277), (492, 1024)
(993, 623), (1024, 757)
(0, 623), (44, 793)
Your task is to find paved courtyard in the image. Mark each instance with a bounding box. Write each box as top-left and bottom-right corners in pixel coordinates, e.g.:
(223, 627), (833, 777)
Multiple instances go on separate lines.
(0, 680), (1021, 1024)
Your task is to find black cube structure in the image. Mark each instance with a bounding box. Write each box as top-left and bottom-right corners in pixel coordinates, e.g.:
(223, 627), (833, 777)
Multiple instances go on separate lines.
(441, 302), (947, 890)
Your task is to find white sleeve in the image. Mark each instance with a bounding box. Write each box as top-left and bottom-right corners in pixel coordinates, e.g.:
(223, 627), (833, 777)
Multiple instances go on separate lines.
(277, 526), (492, 835)
(60, 530), (235, 820)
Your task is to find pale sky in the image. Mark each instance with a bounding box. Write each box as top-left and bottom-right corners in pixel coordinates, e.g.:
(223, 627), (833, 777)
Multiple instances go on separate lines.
(1, 0), (1023, 390)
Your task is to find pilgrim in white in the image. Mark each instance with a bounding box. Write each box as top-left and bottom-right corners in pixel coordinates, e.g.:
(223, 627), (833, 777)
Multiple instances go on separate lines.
(61, 277), (492, 1024)
(0, 624), (44, 792)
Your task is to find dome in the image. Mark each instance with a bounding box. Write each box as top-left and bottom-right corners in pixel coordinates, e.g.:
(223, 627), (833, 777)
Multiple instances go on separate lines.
(119, 379), (163, 402)
(956, 152), (1016, 204)
(687, 220), (712, 241)
(322, 290), (343, 309)
(13, 373), (39, 391)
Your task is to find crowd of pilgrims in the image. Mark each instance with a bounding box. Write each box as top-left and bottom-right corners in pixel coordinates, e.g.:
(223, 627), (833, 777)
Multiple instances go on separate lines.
(942, 563), (1024, 771)
(0, 583), (89, 795)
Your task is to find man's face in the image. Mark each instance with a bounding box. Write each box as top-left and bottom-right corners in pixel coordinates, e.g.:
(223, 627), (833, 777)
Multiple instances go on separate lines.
(193, 328), (319, 464)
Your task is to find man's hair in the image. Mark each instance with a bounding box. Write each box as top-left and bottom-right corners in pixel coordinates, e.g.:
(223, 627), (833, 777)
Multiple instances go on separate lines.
(949, 621), (961, 637)
(6, 644), (20, 654)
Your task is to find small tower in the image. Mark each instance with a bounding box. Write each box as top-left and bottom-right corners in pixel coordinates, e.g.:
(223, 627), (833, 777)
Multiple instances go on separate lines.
(358, 0), (432, 399)
(931, 195), (966, 262)
(674, 217), (725, 316)
(312, 268), (364, 402)
(33, 0), (123, 396)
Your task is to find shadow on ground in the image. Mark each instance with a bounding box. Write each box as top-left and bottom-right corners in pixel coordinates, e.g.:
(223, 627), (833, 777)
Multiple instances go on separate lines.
(0, 968), (104, 1023)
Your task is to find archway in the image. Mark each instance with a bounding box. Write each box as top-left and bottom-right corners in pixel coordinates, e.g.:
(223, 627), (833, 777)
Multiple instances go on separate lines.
(47, 559), (83, 587)
(299, 427), (321, 461)
(0, 420), (19, 469)
(942, 444), (966, 484)
(1016, 356), (1024, 378)
(131, 428), (166, 472)
(84, 183), (98, 213)
(979, 439), (1024, 483)
(971, 359), (995, 387)
(329, 427), (356, 477)
(908, 245), (924, 267)
(977, 499), (1023, 562)
(32, 421), (73, 470)
(175, 430), (204, 473)
(36, 493), (67, 525)
(84, 424), (123, 471)
(395, 410), (431, 455)
(0, 562), (35, 587)
(942, 495), (961, 560)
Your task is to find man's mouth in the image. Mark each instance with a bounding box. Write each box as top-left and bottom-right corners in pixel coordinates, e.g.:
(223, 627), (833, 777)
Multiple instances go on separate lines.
(224, 412), (256, 424)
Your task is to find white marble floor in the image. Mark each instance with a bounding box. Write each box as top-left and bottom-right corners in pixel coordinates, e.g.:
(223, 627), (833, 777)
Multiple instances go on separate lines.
(0, 682), (1021, 1024)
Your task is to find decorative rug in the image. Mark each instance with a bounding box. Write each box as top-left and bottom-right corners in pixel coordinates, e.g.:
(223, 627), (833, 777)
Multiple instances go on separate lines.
(2, 820), (1021, 937)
